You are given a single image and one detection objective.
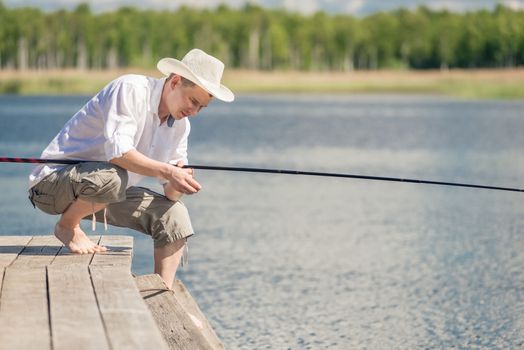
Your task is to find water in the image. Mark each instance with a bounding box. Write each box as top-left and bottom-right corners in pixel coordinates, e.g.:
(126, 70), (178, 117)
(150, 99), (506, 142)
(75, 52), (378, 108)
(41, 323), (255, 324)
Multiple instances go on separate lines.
(1, 93), (523, 349)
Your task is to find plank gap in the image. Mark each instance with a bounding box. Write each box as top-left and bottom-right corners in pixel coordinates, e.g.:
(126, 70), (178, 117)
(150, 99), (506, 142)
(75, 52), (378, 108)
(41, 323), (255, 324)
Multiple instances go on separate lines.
(45, 267), (54, 350)
(0, 267), (5, 313)
(88, 236), (103, 266)
(0, 236), (34, 268)
(6, 236), (35, 267)
(89, 264), (113, 349)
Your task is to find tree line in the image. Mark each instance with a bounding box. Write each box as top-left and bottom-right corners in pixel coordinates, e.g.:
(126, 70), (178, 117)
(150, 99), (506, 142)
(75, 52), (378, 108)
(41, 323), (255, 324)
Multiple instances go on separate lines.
(0, 2), (523, 71)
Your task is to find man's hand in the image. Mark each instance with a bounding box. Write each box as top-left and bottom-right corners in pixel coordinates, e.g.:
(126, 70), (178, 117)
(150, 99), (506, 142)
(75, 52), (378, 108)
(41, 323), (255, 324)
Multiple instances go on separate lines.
(110, 150), (202, 196)
(166, 160), (202, 195)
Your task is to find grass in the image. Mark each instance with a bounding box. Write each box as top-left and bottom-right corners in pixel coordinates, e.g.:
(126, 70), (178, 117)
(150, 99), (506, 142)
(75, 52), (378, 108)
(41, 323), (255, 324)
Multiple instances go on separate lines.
(1, 68), (524, 100)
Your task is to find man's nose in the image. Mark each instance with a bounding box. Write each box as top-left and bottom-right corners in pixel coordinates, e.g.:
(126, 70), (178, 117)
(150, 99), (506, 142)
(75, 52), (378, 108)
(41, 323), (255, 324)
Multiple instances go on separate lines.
(188, 106), (199, 116)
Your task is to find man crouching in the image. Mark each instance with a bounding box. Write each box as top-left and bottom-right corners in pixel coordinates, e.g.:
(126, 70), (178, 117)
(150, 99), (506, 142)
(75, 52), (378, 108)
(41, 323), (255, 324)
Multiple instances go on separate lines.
(28, 49), (234, 289)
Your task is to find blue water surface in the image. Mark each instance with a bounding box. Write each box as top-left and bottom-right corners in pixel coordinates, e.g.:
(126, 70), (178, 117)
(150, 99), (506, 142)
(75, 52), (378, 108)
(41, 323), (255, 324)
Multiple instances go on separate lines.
(0, 93), (523, 349)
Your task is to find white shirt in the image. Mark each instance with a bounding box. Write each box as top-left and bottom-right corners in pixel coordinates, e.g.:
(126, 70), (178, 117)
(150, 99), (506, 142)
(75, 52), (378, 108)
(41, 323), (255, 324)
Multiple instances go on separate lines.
(29, 74), (190, 188)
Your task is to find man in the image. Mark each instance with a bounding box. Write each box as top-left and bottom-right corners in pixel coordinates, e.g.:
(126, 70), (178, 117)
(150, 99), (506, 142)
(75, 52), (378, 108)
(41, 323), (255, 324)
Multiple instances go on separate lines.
(28, 48), (234, 289)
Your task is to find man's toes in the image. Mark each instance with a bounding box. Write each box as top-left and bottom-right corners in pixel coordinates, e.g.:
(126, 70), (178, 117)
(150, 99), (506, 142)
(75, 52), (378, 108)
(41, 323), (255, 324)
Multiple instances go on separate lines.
(69, 247), (82, 254)
(94, 245), (108, 252)
(75, 245), (90, 254)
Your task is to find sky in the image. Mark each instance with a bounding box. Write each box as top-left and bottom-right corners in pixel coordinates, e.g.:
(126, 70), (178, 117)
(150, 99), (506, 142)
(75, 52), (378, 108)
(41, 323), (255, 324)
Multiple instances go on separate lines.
(3, 0), (524, 15)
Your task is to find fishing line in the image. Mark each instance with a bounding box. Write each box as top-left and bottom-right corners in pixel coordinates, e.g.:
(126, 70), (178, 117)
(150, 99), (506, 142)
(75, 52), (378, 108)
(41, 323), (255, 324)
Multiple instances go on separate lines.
(1, 157), (522, 193)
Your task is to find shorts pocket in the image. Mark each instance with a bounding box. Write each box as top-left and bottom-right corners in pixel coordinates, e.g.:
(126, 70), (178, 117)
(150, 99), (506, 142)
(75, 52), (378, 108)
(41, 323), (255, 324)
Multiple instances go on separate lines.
(81, 175), (105, 194)
(31, 192), (60, 215)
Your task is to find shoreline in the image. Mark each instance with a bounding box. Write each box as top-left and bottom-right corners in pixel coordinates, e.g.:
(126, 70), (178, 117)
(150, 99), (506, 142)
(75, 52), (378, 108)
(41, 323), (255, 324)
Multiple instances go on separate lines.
(1, 68), (524, 100)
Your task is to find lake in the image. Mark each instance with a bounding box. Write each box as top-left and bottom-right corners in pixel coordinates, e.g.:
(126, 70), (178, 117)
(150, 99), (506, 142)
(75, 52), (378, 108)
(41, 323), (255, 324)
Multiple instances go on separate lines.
(0, 93), (523, 349)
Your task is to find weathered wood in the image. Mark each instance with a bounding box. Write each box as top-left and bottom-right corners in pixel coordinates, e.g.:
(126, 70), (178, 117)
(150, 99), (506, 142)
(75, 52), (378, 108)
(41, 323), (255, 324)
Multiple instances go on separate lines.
(90, 265), (169, 350)
(0, 267), (4, 308)
(10, 235), (62, 268)
(0, 236), (33, 268)
(136, 274), (208, 350)
(90, 235), (133, 268)
(135, 274), (224, 350)
(47, 264), (110, 350)
(0, 235), (224, 350)
(172, 279), (225, 350)
(51, 235), (101, 267)
(0, 267), (50, 350)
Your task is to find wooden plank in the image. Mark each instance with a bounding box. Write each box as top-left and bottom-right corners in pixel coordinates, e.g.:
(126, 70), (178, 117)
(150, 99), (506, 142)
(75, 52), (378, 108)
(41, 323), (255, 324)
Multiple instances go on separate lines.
(90, 265), (169, 350)
(135, 274), (224, 350)
(0, 268), (4, 307)
(90, 236), (133, 268)
(0, 236), (33, 268)
(172, 279), (225, 350)
(51, 236), (102, 267)
(0, 267), (50, 350)
(10, 235), (62, 268)
(47, 265), (110, 350)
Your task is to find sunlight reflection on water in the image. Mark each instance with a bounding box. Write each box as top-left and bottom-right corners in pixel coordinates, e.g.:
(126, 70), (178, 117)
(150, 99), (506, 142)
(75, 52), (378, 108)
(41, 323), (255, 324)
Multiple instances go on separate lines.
(0, 94), (523, 349)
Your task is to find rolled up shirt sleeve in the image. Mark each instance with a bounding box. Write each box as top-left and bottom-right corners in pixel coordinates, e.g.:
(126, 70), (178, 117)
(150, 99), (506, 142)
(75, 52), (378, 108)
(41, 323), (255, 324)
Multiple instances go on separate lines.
(102, 82), (140, 161)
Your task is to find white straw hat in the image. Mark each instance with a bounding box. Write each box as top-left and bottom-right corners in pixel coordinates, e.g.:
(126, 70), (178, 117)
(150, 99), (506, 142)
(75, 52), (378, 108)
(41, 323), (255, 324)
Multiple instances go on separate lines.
(157, 48), (234, 102)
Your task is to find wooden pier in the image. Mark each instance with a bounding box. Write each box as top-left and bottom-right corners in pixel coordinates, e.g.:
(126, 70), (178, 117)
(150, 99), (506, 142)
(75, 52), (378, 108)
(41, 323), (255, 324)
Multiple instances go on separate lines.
(0, 235), (224, 350)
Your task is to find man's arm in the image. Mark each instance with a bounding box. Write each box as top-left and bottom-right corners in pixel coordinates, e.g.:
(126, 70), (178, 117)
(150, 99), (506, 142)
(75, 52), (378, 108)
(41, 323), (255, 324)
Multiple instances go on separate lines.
(109, 149), (201, 195)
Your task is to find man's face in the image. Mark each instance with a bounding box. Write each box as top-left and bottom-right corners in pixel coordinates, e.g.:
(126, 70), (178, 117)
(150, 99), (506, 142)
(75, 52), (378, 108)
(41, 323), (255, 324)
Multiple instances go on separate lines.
(167, 78), (213, 120)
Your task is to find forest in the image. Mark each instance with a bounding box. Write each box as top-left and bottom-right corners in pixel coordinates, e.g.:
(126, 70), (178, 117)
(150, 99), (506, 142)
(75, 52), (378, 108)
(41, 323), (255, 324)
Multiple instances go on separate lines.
(0, 2), (523, 71)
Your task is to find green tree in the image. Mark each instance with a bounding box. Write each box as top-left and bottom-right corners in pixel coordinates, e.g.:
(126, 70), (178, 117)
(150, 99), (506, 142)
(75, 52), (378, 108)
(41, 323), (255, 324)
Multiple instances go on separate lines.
(332, 14), (358, 71)
(430, 10), (461, 69)
(0, 4), (523, 71)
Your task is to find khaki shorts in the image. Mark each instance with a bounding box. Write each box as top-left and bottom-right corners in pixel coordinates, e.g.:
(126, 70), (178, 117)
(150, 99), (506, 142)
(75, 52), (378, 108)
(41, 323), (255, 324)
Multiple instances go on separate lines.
(28, 162), (194, 248)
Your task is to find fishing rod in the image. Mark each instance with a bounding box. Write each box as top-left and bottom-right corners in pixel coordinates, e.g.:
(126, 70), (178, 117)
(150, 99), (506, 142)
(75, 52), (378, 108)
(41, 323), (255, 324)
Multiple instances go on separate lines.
(1, 157), (523, 193)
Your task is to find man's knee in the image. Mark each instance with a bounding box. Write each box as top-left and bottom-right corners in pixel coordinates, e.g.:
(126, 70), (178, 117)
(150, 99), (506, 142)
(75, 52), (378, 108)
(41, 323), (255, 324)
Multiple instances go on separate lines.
(151, 201), (194, 248)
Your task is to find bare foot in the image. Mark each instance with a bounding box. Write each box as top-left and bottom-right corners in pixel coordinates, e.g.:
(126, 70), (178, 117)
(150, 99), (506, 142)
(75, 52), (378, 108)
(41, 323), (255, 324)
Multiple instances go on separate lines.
(54, 223), (107, 254)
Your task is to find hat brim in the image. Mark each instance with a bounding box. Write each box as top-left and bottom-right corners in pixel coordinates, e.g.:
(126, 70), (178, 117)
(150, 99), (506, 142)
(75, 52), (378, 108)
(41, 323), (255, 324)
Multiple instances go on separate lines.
(157, 58), (234, 102)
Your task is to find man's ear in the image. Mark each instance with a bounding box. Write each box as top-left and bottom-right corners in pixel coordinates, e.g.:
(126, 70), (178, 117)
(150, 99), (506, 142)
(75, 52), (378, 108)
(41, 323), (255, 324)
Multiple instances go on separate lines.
(170, 74), (181, 89)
